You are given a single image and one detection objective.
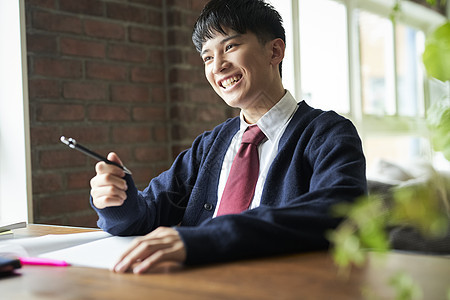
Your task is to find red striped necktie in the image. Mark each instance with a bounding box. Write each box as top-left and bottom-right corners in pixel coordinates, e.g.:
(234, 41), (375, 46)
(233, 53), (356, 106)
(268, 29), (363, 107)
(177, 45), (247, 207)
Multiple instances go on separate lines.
(217, 125), (266, 216)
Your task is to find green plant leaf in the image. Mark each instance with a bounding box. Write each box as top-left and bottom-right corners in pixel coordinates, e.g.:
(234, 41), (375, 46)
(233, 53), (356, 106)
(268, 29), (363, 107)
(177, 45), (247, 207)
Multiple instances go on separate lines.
(422, 22), (450, 82)
(389, 272), (423, 300)
(328, 196), (390, 273)
(327, 223), (365, 270)
(429, 107), (450, 161)
(390, 179), (449, 237)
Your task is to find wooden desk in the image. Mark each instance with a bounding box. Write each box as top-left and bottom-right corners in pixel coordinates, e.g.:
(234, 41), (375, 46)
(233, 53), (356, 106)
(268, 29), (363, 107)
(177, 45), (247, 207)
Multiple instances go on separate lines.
(1, 225), (449, 299)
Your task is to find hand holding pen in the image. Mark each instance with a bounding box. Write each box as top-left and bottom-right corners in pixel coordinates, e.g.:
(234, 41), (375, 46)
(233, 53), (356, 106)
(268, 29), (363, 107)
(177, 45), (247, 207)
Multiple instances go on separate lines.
(61, 136), (131, 209)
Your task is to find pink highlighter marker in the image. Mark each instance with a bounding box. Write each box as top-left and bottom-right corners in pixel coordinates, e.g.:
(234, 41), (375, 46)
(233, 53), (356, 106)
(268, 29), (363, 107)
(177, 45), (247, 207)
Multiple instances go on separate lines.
(19, 257), (70, 267)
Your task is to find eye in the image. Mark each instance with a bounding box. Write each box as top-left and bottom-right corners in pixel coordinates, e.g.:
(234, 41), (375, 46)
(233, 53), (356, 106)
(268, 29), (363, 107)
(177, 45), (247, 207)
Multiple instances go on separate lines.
(225, 44), (234, 51)
(203, 56), (213, 63)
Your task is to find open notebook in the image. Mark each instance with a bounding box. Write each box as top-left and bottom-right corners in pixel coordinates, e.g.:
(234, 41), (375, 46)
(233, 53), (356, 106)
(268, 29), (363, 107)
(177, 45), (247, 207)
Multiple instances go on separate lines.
(0, 231), (137, 269)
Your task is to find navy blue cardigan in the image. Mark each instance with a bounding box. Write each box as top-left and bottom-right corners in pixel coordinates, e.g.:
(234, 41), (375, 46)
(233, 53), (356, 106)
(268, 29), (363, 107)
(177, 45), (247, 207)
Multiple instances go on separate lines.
(92, 101), (367, 265)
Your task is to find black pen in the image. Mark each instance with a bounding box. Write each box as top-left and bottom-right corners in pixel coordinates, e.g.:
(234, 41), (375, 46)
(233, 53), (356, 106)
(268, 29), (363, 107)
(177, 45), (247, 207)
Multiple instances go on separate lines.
(60, 136), (132, 175)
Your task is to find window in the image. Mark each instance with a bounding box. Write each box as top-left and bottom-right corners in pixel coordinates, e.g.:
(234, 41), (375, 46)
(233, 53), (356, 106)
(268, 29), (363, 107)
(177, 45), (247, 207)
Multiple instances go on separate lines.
(299, 0), (350, 113)
(269, 0), (297, 98)
(0, 0), (32, 223)
(359, 11), (396, 116)
(273, 0), (447, 170)
(395, 23), (425, 117)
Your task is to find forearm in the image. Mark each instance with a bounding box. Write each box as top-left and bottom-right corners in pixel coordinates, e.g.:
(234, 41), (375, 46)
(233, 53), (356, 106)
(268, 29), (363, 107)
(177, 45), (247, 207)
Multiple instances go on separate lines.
(177, 206), (339, 265)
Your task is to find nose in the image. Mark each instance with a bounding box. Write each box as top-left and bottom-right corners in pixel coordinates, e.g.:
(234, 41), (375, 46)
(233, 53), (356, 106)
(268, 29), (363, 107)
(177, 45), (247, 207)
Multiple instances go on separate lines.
(212, 55), (228, 74)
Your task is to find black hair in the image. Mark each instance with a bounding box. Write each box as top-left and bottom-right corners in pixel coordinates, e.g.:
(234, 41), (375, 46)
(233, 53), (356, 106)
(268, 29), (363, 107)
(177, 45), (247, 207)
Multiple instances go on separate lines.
(192, 0), (285, 76)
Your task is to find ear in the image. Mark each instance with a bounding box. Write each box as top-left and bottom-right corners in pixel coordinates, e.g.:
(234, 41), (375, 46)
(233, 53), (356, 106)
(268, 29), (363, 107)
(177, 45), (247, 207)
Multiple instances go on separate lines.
(269, 38), (285, 67)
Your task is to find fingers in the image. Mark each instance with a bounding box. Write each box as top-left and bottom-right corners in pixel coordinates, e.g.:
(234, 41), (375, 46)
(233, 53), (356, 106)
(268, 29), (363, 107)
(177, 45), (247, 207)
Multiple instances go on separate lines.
(90, 173), (128, 208)
(90, 185), (127, 208)
(107, 152), (124, 167)
(133, 244), (184, 274)
(95, 152), (125, 177)
(113, 227), (186, 274)
(90, 152), (128, 209)
(91, 172), (128, 190)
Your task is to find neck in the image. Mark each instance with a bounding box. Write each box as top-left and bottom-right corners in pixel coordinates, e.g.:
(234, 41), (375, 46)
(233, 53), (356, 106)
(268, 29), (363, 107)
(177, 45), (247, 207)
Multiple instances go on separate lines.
(242, 84), (285, 124)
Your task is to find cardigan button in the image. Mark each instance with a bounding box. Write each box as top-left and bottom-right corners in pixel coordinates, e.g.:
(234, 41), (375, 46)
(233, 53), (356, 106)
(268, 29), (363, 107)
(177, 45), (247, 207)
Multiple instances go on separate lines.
(203, 203), (213, 211)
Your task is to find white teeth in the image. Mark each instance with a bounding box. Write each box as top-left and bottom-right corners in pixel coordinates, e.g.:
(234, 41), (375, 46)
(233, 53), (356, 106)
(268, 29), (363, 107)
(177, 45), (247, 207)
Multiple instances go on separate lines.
(221, 75), (241, 89)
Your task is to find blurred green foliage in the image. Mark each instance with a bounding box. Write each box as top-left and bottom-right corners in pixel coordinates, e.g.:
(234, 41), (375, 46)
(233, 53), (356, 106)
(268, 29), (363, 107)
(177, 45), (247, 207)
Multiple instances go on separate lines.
(328, 177), (449, 298)
(424, 0), (447, 6)
(391, 180), (449, 237)
(328, 181), (449, 272)
(428, 105), (450, 161)
(328, 197), (389, 271)
(389, 272), (423, 300)
(423, 22), (450, 82)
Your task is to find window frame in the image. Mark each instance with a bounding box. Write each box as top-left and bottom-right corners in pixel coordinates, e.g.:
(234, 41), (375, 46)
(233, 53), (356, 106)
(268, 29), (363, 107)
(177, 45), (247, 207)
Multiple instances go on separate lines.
(0, 0), (33, 223)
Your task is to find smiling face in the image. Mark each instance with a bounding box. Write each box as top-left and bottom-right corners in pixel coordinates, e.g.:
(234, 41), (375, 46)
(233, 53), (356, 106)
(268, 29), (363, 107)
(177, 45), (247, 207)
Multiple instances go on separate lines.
(201, 29), (285, 123)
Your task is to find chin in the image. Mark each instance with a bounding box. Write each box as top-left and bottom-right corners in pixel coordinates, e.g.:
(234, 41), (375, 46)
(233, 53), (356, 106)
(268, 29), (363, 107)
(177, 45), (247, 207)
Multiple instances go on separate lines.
(221, 94), (245, 109)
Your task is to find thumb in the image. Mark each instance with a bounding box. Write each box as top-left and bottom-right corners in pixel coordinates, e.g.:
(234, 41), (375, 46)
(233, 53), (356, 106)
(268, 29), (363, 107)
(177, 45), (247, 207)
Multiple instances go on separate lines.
(107, 152), (123, 166)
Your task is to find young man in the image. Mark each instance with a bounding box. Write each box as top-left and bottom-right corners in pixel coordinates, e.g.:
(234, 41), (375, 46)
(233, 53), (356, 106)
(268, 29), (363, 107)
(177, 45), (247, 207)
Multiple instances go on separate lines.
(90, 0), (367, 274)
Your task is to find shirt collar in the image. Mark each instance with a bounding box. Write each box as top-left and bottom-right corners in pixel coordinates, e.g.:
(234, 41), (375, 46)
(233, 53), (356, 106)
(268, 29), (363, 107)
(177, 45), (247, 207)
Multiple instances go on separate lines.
(239, 90), (298, 141)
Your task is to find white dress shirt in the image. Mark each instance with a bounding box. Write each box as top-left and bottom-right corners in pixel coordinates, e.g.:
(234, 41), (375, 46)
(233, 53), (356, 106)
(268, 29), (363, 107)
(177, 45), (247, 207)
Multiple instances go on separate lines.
(213, 90), (299, 217)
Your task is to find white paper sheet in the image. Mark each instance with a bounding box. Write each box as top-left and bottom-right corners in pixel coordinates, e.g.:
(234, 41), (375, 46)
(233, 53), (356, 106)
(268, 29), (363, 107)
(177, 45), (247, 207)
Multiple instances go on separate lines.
(1, 231), (113, 256)
(0, 231), (139, 269)
(39, 236), (136, 269)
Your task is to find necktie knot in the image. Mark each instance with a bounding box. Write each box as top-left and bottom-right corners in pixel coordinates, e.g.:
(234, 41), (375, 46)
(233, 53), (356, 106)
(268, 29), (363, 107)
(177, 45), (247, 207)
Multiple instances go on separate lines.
(242, 125), (266, 146)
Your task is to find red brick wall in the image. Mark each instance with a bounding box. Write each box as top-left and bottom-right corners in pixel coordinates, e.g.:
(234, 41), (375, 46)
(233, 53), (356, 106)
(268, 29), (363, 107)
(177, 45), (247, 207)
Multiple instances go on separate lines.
(25, 0), (237, 227)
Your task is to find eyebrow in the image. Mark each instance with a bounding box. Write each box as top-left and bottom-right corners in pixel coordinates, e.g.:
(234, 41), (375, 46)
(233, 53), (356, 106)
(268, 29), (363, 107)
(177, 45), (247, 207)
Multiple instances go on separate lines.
(200, 34), (242, 56)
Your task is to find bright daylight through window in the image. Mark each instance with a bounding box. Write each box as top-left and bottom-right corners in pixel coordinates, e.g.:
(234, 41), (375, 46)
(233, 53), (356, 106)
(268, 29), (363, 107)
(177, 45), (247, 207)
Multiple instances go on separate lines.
(0, 0), (32, 223)
(272, 0), (448, 171)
